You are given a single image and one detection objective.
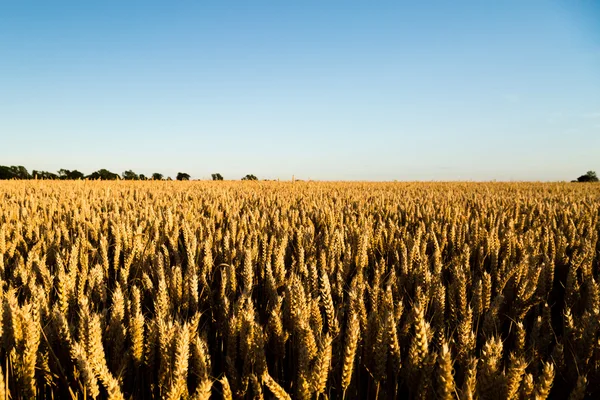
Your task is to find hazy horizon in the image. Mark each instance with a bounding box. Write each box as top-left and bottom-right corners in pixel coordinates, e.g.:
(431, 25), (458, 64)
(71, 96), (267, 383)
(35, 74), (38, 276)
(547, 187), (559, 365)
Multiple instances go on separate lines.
(1, 1), (599, 181)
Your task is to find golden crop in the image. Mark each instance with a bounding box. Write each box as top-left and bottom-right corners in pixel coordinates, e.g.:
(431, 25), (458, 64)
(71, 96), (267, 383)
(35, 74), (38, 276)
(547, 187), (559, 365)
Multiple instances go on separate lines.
(0, 180), (598, 399)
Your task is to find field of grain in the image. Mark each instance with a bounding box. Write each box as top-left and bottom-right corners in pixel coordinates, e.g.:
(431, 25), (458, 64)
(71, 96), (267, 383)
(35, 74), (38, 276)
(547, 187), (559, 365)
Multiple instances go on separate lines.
(0, 181), (598, 399)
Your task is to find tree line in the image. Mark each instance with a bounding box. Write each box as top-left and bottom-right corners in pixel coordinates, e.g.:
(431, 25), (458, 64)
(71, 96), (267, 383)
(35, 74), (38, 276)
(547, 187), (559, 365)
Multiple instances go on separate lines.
(572, 171), (599, 182)
(0, 165), (260, 181)
(6, 164), (594, 182)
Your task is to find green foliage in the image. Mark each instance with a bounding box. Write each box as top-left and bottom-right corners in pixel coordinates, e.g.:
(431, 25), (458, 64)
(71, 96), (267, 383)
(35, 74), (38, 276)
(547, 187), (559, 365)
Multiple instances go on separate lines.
(241, 174), (258, 181)
(86, 169), (120, 180)
(122, 170), (139, 180)
(33, 170), (59, 179)
(211, 173), (224, 181)
(576, 171), (599, 182)
(58, 169), (85, 180)
(176, 172), (190, 181)
(0, 165), (30, 179)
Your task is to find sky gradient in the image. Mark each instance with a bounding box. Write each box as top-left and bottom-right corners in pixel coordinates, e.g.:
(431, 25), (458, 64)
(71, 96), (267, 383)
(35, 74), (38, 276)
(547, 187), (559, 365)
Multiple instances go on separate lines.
(1, 1), (599, 181)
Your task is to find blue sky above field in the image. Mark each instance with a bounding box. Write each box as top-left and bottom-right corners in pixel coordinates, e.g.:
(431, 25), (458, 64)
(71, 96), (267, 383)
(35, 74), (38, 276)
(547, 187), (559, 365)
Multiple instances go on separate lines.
(0, 1), (599, 181)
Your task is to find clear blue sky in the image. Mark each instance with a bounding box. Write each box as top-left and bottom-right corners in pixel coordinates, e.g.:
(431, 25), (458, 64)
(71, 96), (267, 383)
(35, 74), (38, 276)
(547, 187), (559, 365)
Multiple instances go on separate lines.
(1, 1), (598, 181)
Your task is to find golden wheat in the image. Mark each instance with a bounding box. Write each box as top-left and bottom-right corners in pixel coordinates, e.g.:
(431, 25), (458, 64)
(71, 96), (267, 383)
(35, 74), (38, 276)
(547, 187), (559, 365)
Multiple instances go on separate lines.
(0, 180), (596, 398)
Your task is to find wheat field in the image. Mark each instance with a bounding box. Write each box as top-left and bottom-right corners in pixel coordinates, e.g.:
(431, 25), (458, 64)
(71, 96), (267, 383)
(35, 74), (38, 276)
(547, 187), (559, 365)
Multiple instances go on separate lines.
(0, 181), (598, 399)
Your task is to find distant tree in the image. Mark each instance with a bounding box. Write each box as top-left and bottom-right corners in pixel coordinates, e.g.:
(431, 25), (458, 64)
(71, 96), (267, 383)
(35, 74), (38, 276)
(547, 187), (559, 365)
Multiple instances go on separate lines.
(139, 174), (147, 180)
(152, 173), (164, 180)
(176, 172), (191, 181)
(0, 166), (16, 179)
(241, 174), (258, 181)
(33, 170), (59, 179)
(122, 170), (139, 180)
(0, 165), (30, 179)
(87, 169), (119, 180)
(58, 169), (70, 179)
(58, 169), (84, 180)
(576, 171), (599, 182)
(211, 173), (224, 181)
(9, 166), (30, 179)
(69, 170), (85, 180)
(167, 177), (173, 181)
